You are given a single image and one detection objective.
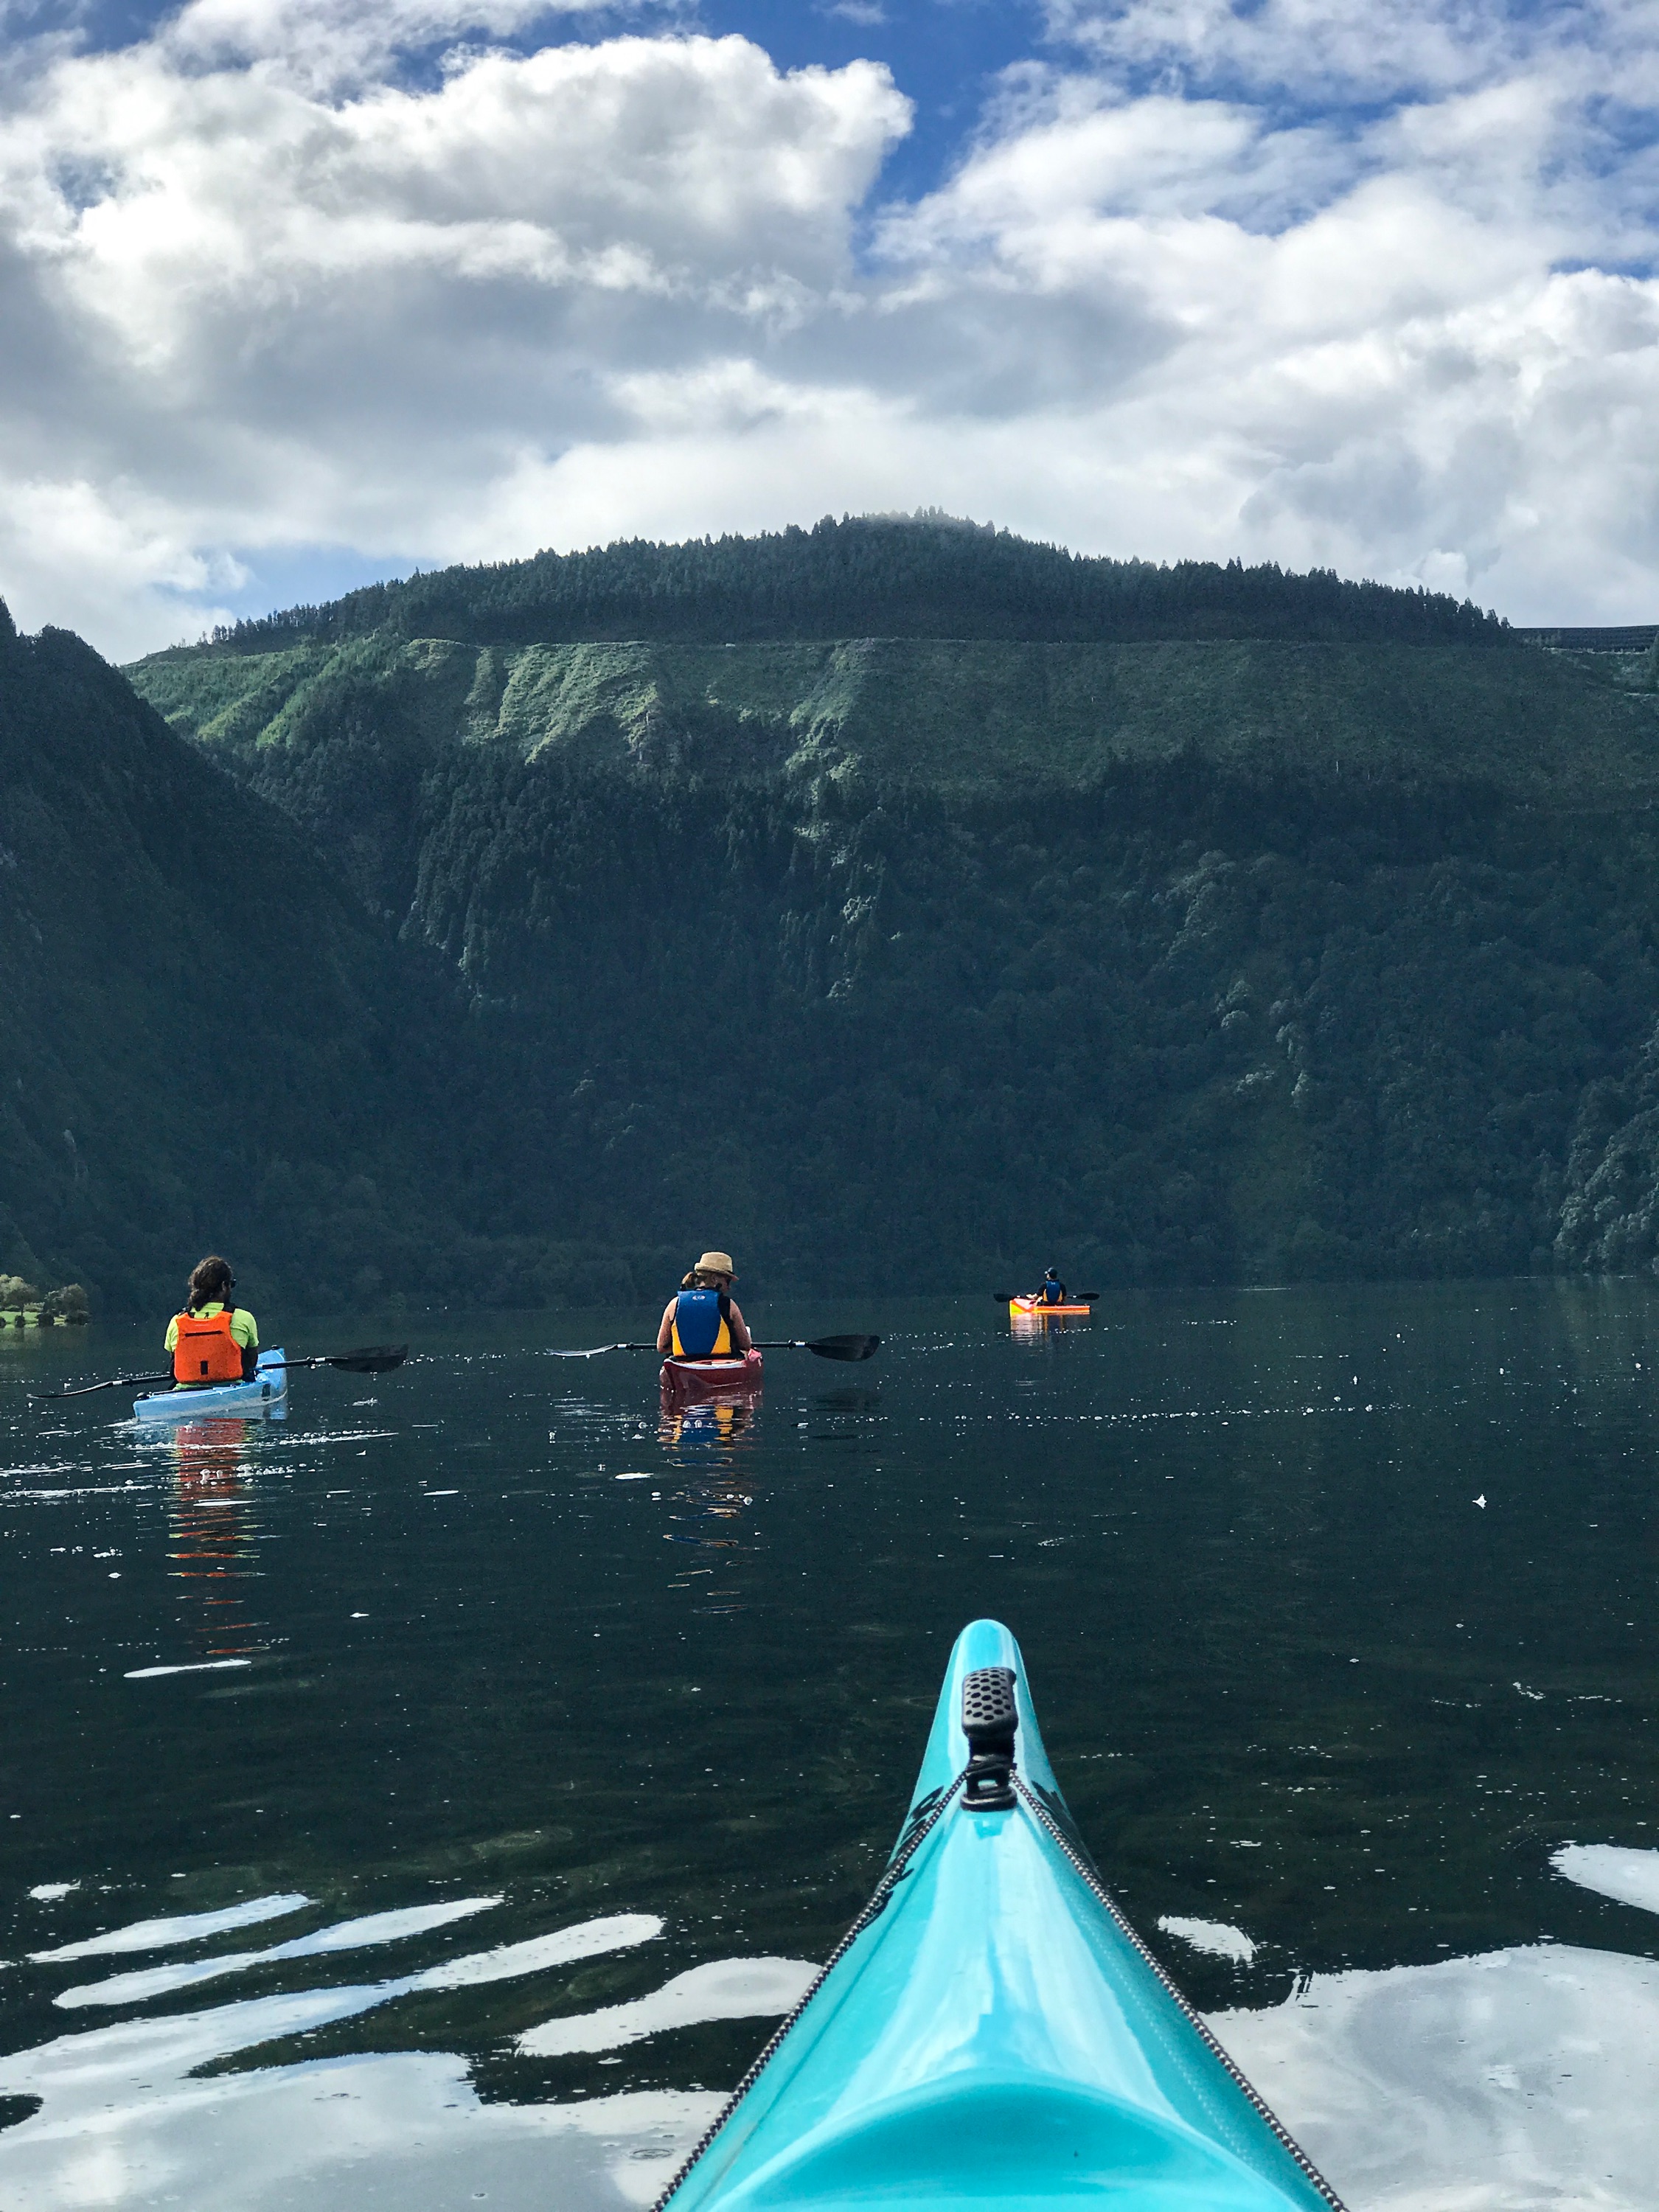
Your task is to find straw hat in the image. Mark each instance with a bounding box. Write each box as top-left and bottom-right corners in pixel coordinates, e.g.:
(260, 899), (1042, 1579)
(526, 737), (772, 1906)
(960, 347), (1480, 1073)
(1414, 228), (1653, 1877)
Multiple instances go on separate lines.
(696, 1250), (736, 1277)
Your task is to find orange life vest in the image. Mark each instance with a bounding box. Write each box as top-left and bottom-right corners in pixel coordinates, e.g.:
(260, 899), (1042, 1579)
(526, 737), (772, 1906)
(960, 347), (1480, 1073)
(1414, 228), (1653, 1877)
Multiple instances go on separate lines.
(173, 1305), (244, 1385)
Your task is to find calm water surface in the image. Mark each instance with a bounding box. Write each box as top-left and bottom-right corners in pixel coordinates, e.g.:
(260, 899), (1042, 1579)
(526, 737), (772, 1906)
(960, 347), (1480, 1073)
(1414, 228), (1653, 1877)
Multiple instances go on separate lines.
(1, 1284), (1656, 2208)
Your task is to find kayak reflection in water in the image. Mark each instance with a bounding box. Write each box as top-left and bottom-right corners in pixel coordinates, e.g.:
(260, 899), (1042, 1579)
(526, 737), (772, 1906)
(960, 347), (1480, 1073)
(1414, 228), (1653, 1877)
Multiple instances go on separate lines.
(164, 1255), (260, 1388)
(657, 1249), (753, 1359)
(168, 1417), (266, 1660)
(659, 1397), (756, 1611)
(658, 1394), (756, 1459)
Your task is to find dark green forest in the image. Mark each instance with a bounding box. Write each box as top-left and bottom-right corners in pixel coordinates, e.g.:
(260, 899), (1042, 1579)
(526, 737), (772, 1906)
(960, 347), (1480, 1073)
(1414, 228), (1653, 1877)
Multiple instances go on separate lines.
(210, 511), (1510, 653)
(6, 518), (1659, 1314)
(0, 605), (478, 1312)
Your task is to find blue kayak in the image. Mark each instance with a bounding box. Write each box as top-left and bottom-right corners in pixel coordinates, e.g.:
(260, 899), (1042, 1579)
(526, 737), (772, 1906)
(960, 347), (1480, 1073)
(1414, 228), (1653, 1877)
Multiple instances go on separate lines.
(659, 1619), (1343, 2211)
(133, 1349), (288, 1424)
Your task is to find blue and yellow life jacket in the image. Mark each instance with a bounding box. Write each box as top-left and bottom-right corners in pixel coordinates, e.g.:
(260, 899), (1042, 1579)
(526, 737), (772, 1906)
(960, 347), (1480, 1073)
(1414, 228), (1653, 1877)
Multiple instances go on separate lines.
(1038, 1279), (1065, 1304)
(671, 1287), (735, 1357)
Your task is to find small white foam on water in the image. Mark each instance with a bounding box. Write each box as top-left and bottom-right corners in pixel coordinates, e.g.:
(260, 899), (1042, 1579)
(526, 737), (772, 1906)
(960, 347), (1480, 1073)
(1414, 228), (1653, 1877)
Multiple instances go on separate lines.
(30, 1893), (310, 1964)
(1158, 1916), (1257, 1964)
(10, 1483), (158, 1502)
(29, 1883), (79, 1902)
(57, 1897), (504, 2008)
(1552, 1843), (1659, 1916)
(124, 1660), (252, 1680)
(518, 1957), (816, 2056)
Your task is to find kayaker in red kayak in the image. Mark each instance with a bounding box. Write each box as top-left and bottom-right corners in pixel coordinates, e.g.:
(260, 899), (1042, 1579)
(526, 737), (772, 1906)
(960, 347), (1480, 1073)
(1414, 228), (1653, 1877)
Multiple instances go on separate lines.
(657, 1251), (753, 1360)
(164, 1255), (260, 1388)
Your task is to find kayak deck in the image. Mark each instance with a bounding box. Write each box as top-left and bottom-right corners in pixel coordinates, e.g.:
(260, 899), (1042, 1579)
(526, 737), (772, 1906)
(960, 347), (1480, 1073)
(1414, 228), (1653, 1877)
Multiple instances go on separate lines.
(661, 1349), (764, 1399)
(133, 1349), (288, 1424)
(660, 1620), (1341, 2212)
(1009, 1297), (1092, 1317)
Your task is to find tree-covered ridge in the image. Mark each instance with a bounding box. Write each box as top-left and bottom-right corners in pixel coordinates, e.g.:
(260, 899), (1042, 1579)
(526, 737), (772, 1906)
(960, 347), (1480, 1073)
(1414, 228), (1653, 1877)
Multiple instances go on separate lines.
(201, 515), (1510, 653)
(125, 602), (1659, 1296)
(16, 580), (1659, 1313)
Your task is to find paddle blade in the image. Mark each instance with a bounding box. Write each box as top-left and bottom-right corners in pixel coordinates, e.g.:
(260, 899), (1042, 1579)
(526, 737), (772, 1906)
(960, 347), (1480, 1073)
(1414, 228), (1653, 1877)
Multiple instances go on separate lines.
(992, 1291), (1016, 1302)
(324, 1345), (408, 1374)
(804, 1333), (882, 1363)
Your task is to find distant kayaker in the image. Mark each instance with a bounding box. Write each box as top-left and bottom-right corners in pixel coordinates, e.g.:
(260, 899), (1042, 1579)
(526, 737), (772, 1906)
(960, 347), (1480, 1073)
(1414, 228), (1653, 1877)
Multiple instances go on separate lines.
(1034, 1267), (1068, 1306)
(658, 1251), (753, 1360)
(165, 1256), (260, 1388)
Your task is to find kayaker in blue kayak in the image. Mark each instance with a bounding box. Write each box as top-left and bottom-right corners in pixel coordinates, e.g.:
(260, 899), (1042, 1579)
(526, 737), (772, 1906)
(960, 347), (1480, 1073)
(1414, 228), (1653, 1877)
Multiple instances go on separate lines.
(1034, 1266), (1068, 1305)
(164, 1256), (260, 1388)
(657, 1251), (753, 1360)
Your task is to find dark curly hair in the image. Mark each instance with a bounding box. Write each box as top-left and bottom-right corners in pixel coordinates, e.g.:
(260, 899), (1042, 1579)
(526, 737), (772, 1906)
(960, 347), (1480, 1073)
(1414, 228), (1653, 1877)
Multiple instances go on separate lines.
(187, 1255), (236, 1311)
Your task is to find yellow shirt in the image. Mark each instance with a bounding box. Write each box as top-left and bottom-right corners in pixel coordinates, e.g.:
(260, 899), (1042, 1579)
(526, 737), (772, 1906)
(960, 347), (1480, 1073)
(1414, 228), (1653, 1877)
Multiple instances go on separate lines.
(164, 1301), (259, 1354)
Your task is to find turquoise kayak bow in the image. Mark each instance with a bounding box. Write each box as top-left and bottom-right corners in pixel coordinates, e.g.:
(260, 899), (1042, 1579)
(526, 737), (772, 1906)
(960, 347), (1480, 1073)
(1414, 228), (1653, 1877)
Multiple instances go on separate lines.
(659, 1619), (1343, 2211)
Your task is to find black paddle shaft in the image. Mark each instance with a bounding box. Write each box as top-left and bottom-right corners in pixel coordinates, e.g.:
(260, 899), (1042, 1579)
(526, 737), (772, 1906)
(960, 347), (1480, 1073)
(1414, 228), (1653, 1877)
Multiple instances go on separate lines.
(29, 1343), (408, 1403)
(29, 1370), (173, 1402)
(751, 1334), (882, 1362)
(268, 1345), (408, 1374)
(554, 1334), (880, 1363)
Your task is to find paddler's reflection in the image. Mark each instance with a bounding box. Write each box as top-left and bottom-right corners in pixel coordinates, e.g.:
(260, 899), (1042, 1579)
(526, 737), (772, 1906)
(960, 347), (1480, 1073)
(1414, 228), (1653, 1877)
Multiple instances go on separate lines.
(658, 1397), (754, 1589)
(1010, 1310), (1085, 1340)
(167, 1418), (266, 1660)
(657, 1393), (755, 1458)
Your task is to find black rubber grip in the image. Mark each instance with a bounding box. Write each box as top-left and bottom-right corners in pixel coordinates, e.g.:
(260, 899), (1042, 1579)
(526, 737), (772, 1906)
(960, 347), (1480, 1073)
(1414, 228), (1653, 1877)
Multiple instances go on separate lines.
(961, 1666), (1018, 1745)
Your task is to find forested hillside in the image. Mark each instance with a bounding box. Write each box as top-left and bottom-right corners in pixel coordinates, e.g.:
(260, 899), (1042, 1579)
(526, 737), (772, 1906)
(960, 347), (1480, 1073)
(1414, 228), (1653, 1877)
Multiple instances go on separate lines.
(0, 603), (506, 1311)
(206, 512), (1509, 653)
(108, 519), (1659, 1305)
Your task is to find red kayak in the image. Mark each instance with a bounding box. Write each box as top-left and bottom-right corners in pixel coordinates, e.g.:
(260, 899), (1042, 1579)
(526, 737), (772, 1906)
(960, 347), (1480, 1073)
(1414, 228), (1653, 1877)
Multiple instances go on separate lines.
(659, 1349), (765, 1402)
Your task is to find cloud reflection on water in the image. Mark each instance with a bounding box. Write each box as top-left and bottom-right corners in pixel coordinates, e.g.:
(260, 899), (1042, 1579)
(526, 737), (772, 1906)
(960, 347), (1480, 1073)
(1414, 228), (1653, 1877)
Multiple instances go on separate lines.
(1, 1910), (690, 2211)
(57, 1897), (504, 2008)
(1217, 1943), (1659, 2211)
(6, 1885), (1659, 2208)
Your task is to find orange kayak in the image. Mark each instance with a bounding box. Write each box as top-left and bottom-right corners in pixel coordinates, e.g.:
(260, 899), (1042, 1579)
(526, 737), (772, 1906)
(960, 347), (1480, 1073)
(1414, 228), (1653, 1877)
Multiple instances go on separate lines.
(1009, 1297), (1091, 1318)
(660, 1349), (765, 1400)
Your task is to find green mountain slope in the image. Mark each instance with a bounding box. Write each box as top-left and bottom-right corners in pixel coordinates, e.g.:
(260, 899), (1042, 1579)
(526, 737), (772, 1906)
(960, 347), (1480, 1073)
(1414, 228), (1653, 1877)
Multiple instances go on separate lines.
(121, 535), (1659, 1295)
(0, 603), (509, 1313)
(136, 631), (1659, 817)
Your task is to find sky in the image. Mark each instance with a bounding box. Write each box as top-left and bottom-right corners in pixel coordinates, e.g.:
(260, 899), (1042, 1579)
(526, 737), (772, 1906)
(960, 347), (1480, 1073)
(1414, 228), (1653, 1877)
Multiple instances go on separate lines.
(3, 0), (1659, 656)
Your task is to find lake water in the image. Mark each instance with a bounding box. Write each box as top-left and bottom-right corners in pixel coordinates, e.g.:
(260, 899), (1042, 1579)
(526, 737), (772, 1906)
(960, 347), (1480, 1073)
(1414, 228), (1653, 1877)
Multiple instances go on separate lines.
(1, 1283), (1656, 2210)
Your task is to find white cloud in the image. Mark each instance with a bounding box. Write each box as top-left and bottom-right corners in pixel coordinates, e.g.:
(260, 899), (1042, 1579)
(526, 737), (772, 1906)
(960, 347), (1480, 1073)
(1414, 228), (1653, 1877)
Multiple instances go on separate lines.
(1044, 0), (1627, 104)
(0, 18), (911, 652)
(168, 0), (650, 93)
(1, 0), (1659, 655)
(859, 46), (1659, 615)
